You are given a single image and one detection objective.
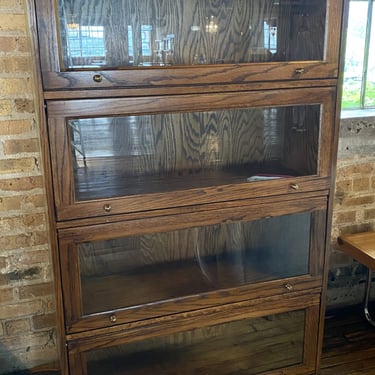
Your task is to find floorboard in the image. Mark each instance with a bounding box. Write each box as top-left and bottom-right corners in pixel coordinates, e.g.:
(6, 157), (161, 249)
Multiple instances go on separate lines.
(321, 305), (375, 375)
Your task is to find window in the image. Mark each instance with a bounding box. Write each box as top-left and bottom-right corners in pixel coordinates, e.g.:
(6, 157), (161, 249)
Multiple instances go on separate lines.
(67, 25), (106, 63)
(342, 0), (375, 110)
(264, 20), (277, 54)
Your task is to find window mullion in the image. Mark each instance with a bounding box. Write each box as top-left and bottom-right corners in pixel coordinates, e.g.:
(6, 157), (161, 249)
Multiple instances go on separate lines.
(360, 0), (373, 108)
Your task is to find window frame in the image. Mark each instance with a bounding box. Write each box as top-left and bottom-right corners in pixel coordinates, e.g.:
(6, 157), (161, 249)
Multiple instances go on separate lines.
(342, 0), (375, 112)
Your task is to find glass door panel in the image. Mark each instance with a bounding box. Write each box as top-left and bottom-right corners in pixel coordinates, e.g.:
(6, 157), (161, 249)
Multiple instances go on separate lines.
(69, 104), (320, 202)
(57, 0), (327, 69)
(77, 212), (310, 315)
(83, 310), (306, 375)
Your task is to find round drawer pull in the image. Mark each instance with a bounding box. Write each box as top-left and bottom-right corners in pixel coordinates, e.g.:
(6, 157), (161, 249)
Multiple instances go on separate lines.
(109, 314), (117, 323)
(289, 183), (299, 190)
(93, 74), (103, 83)
(103, 204), (112, 212)
(284, 283), (293, 291)
(295, 68), (305, 74)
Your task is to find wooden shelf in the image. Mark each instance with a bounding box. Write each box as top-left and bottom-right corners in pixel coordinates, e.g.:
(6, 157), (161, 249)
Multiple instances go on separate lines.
(81, 254), (306, 315)
(85, 310), (305, 375)
(74, 160), (299, 201)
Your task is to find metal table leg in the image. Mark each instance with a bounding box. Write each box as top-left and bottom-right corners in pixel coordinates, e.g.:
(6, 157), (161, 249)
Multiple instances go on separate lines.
(364, 267), (375, 327)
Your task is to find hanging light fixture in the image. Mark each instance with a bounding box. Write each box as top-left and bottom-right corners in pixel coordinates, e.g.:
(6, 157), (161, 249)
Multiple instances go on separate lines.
(67, 15), (79, 29)
(205, 16), (218, 33)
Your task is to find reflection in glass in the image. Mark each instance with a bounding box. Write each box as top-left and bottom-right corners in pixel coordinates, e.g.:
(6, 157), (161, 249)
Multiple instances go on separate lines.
(85, 310), (306, 374)
(57, 0), (327, 69)
(68, 105), (320, 201)
(79, 213), (310, 315)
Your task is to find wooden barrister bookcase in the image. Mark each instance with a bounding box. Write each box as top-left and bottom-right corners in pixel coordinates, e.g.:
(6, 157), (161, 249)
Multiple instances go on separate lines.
(29, 0), (346, 373)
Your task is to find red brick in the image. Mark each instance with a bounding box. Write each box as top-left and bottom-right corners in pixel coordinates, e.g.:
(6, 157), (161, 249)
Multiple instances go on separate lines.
(352, 177), (370, 192)
(0, 275), (8, 287)
(0, 231), (48, 251)
(0, 36), (29, 52)
(0, 233), (33, 251)
(0, 99), (13, 115)
(19, 282), (53, 300)
(334, 179), (353, 193)
(0, 77), (33, 96)
(0, 119), (34, 135)
(1, 213), (46, 232)
(337, 163), (374, 177)
(32, 313), (56, 330)
(0, 176), (43, 191)
(31, 231), (49, 246)
(364, 209), (375, 220)
(0, 13), (26, 32)
(5, 318), (31, 336)
(0, 0), (24, 12)
(0, 157), (37, 174)
(3, 138), (40, 155)
(341, 195), (375, 206)
(0, 56), (32, 73)
(0, 196), (22, 211)
(24, 194), (46, 209)
(15, 98), (35, 113)
(22, 212), (47, 227)
(0, 194), (46, 212)
(42, 295), (56, 313)
(334, 211), (357, 224)
(0, 287), (14, 304)
(0, 300), (43, 319)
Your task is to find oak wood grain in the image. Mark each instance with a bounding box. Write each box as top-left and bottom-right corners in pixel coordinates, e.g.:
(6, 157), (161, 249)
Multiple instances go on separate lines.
(29, 1), (345, 374)
(46, 87), (334, 221)
(338, 232), (375, 270)
(35, 0), (343, 91)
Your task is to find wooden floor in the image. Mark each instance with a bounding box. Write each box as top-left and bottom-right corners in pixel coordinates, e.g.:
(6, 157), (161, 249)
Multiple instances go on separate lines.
(25, 305), (375, 375)
(320, 305), (375, 375)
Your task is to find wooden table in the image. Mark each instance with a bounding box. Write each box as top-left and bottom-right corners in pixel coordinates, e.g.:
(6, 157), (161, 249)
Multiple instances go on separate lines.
(338, 231), (375, 327)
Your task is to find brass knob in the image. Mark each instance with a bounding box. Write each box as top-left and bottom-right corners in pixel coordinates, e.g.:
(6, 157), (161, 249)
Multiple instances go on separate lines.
(289, 183), (299, 190)
(284, 283), (293, 291)
(93, 74), (103, 83)
(103, 204), (112, 212)
(295, 68), (305, 74)
(109, 314), (117, 323)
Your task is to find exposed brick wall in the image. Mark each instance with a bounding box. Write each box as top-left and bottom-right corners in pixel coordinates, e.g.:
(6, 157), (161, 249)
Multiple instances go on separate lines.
(0, 0), (58, 373)
(327, 116), (375, 308)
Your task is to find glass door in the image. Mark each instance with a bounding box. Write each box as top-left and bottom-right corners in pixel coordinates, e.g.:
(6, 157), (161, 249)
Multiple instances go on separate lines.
(56, 0), (327, 69)
(85, 311), (306, 374)
(59, 195), (326, 333)
(35, 0), (344, 89)
(47, 87), (335, 220)
(67, 296), (320, 375)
